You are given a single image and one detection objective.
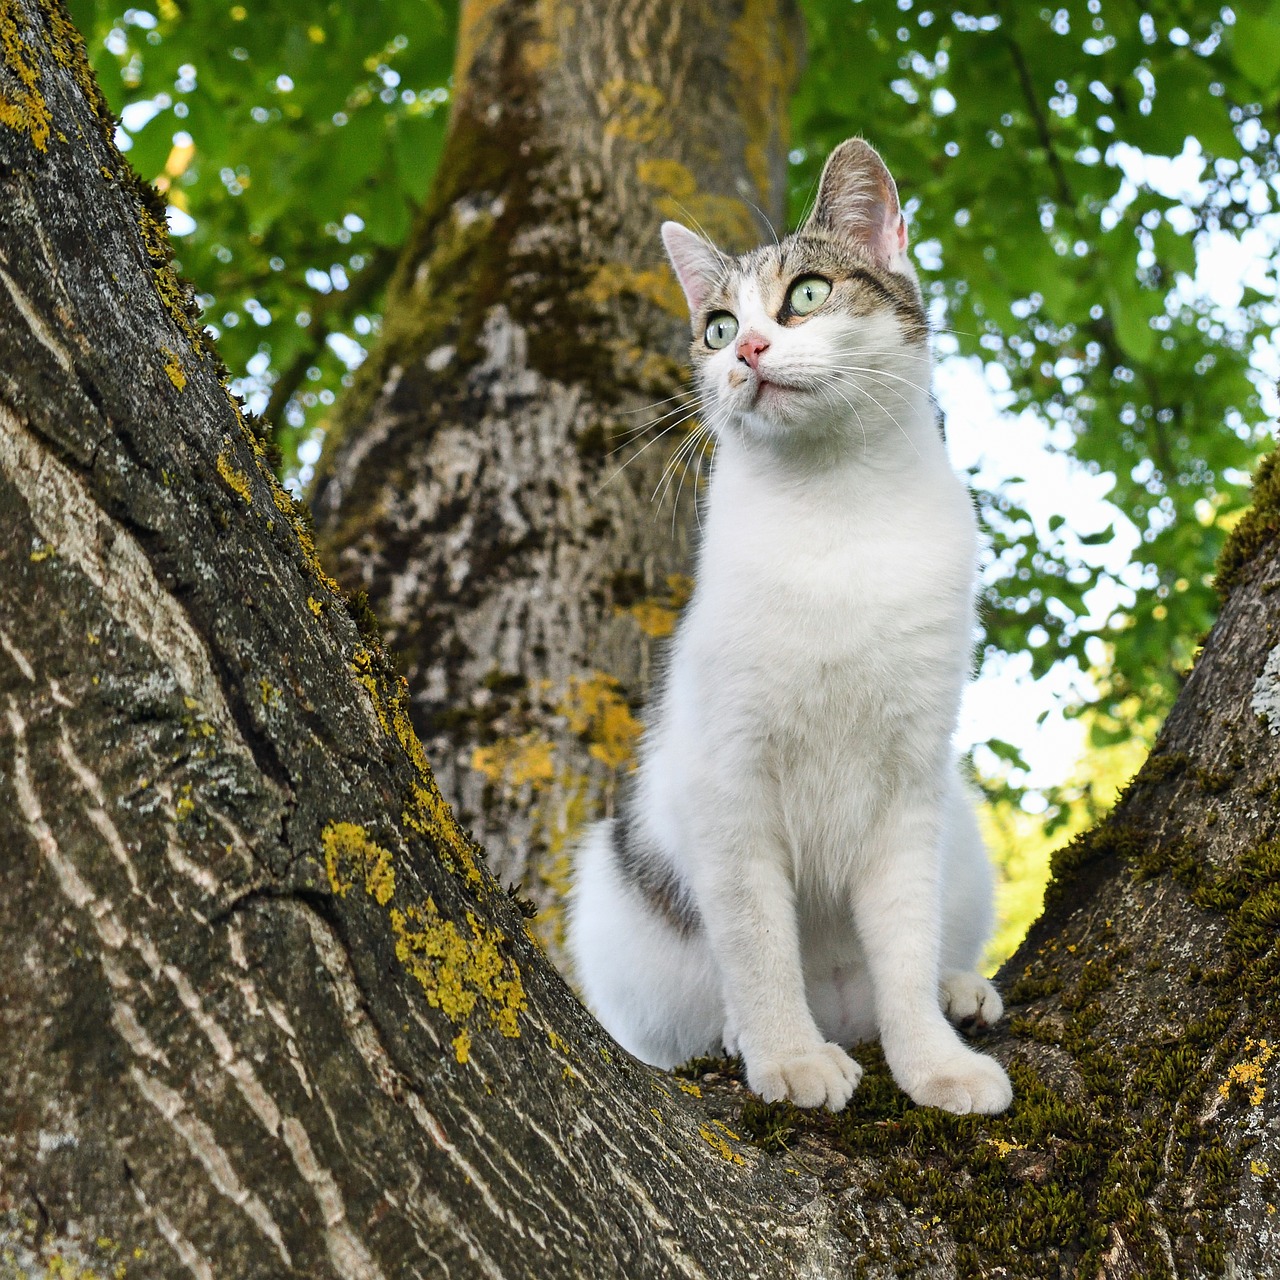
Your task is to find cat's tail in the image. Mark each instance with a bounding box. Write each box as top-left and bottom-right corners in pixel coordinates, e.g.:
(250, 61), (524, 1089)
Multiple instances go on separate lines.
(567, 818), (725, 1069)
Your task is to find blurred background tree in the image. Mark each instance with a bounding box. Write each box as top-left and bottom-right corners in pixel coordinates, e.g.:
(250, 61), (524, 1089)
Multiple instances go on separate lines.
(69, 0), (1279, 960)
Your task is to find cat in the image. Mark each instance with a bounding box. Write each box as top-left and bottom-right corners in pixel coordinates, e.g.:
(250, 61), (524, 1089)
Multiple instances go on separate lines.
(567, 138), (1012, 1115)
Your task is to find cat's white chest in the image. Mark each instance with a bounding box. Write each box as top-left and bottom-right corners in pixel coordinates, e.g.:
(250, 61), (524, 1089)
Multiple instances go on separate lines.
(651, 444), (976, 871)
(688, 451), (974, 694)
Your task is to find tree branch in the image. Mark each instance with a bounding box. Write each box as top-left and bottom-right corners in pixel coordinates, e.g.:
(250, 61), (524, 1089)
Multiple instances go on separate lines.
(264, 244), (399, 456)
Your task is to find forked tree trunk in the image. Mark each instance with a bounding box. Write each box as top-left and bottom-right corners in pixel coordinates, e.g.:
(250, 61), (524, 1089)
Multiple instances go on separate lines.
(3, 3), (1280, 1278)
(311, 0), (802, 962)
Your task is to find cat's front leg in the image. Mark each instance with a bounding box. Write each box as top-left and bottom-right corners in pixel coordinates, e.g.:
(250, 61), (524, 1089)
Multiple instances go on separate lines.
(855, 804), (1012, 1115)
(694, 841), (862, 1110)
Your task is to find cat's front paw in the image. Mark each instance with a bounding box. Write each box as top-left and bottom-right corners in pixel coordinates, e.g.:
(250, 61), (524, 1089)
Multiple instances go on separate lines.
(906, 1048), (1012, 1115)
(748, 1043), (863, 1111)
(939, 971), (1004, 1029)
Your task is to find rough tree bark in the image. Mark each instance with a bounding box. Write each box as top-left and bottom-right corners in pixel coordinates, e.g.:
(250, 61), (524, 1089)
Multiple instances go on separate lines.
(311, 0), (802, 960)
(3, 3), (1280, 1280)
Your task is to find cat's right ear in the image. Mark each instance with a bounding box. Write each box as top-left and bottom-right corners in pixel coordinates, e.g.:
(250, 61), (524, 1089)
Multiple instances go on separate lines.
(661, 221), (723, 317)
(801, 138), (909, 271)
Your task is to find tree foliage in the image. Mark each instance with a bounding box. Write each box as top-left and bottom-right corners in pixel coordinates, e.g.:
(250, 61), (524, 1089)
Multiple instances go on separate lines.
(795, 0), (1278, 768)
(68, 0), (455, 464)
(73, 0), (1279, 804)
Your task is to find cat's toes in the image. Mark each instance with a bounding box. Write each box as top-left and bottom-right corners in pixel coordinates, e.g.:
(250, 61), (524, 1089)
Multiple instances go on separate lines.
(907, 1049), (1012, 1115)
(939, 971), (1004, 1029)
(749, 1043), (863, 1111)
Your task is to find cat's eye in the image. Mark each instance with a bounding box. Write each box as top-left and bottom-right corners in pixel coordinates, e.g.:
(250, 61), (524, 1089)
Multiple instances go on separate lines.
(789, 276), (832, 316)
(704, 312), (739, 349)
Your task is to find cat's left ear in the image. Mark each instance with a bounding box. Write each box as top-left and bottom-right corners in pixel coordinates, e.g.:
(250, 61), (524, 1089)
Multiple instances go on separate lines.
(661, 221), (724, 317)
(802, 139), (910, 271)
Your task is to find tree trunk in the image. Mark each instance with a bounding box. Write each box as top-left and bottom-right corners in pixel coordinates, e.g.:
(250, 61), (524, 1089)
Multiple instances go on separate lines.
(3, 3), (1280, 1279)
(310, 0), (802, 962)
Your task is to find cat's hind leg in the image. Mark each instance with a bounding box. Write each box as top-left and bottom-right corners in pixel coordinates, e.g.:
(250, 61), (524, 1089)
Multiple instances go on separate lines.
(937, 784), (1004, 1031)
(567, 818), (726, 1069)
(939, 970), (1003, 1029)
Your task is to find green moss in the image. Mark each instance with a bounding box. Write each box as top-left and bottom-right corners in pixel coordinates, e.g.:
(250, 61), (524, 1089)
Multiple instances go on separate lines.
(1216, 447), (1280, 598)
(1140, 749), (1189, 784)
(682, 823), (1280, 1276)
(738, 1096), (803, 1153)
(1194, 766), (1234, 794)
(319, 18), (613, 481)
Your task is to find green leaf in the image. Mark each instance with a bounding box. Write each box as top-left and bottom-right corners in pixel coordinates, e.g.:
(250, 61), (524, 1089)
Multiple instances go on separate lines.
(1231, 10), (1280, 93)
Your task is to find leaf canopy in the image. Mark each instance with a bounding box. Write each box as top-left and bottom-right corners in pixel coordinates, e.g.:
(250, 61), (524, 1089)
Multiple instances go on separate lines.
(75, 0), (1279, 812)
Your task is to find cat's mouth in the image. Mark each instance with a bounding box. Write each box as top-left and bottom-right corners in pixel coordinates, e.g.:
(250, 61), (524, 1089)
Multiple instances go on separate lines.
(750, 375), (806, 407)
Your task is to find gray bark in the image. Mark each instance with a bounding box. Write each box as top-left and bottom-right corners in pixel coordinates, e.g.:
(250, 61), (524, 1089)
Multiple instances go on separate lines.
(311, 0), (803, 966)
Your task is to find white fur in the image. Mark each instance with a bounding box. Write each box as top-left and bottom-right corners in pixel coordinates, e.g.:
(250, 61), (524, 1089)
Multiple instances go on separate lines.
(570, 155), (1011, 1115)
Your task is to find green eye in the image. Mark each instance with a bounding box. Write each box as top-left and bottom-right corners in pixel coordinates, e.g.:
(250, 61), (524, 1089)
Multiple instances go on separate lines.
(704, 312), (739, 349)
(789, 276), (831, 315)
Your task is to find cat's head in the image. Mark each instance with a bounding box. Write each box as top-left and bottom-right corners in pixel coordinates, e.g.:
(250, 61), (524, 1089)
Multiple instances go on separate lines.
(661, 139), (929, 454)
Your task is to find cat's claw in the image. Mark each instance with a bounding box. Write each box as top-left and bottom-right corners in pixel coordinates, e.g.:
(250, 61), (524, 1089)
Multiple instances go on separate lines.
(749, 1043), (863, 1111)
(905, 1049), (1012, 1115)
(939, 971), (1004, 1028)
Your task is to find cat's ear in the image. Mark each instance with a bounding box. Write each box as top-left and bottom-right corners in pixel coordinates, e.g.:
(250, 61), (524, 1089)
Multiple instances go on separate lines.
(661, 221), (724, 316)
(802, 139), (909, 269)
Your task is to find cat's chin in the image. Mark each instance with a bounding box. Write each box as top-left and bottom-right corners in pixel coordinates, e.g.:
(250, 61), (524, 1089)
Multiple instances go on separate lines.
(731, 394), (845, 451)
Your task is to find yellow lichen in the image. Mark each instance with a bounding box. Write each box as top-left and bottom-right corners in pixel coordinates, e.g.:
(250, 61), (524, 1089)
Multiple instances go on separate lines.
(161, 347), (186, 391)
(599, 79), (667, 145)
(622, 573), (695, 638)
(988, 1137), (1026, 1158)
(636, 155), (757, 252)
(451, 1027), (471, 1064)
(0, 0), (52, 152)
(698, 1123), (745, 1165)
(471, 733), (557, 788)
(215, 450), (253, 505)
(322, 821), (396, 907)
(390, 899), (525, 1037)
(558, 672), (642, 771)
(676, 1079), (702, 1098)
(727, 0), (798, 207)
(526, 766), (593, 956)
(271, 482), (340, 594)
(306, 596), (324, 616)
(1218, 1038), (1274, 1107)
(582, 262), (687, 320)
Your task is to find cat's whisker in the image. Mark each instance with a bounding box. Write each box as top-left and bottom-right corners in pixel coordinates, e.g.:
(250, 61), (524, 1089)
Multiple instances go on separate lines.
(605, 404), (704, 457)
(618, 389), (699, 417)
(690, 430), (715, 532)
(816, 379), (870, 459)
(666, 428), (706, 536)
(745, 197), (781, 247)
(653, 420), (712, 518)
(656, 400), (733, 524)
(830, 363), (935, 398)
(826, 373), (921, 459)
(608, 392), (713, 447)
(596, 409), (705, 493)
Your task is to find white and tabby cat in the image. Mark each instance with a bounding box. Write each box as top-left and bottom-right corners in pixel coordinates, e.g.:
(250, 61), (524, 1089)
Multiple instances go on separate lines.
(568, 139), (1011, 1115)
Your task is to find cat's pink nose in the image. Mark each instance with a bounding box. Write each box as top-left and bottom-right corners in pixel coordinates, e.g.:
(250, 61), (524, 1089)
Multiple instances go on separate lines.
(736, 332), (770, 370)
